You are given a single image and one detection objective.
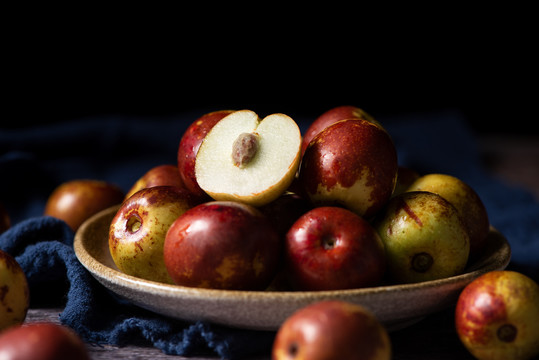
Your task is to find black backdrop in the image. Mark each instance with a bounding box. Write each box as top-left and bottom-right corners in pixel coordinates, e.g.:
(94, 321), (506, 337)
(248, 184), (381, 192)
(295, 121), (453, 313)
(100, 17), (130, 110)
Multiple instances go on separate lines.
(4, 14), (536, 136)
(6, 58), (533, 136)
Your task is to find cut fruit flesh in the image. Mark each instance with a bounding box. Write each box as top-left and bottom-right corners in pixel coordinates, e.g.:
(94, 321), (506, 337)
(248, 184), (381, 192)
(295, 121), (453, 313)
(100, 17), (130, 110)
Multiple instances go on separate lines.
(195, 110), (301, 207)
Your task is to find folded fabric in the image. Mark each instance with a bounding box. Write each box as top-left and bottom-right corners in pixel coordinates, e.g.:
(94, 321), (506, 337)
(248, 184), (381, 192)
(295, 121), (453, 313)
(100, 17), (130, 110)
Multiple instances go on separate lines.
(1, 110), (538, 359)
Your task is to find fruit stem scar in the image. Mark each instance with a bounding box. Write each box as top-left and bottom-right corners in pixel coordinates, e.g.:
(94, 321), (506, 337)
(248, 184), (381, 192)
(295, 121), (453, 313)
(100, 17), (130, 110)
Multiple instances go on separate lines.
(232, 132), (259, 168)
(322, 235), (336, 250)
(288, 342), (299, 357)
(126, 215), (142, 233)
(497, 323), (517, 343)
(412, 252), (433, 272)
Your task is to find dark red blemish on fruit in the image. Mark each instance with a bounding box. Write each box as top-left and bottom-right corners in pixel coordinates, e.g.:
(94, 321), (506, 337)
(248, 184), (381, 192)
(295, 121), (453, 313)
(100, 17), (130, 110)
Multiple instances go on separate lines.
(396, 197), (423, 227)
(135, 241), (144, 253)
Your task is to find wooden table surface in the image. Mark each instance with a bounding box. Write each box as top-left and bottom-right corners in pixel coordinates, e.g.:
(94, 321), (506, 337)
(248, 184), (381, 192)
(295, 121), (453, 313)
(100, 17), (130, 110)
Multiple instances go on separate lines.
(25, 135), (539, 360)
(25, 307), (474, 360)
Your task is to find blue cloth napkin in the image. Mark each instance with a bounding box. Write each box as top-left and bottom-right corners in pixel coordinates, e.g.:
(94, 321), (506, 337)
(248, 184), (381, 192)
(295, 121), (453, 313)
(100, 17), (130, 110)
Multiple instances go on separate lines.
(1, 110), (538, 359)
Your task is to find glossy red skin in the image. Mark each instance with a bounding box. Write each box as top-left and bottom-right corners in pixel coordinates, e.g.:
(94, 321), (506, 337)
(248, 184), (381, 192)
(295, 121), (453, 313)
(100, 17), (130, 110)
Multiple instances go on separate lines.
(0, 203), (10, 234)
(285, 206), (386, 291)
(177, 110), (234, 198)
(44, 179), (125, 231)
(299, 119), (398, 218)
(125, 164), (187, 199)
(164, 201), (282, 290)
(0, 322), (90, 360)
(301, 105), (374, 156)
(272, 300), (390, 360)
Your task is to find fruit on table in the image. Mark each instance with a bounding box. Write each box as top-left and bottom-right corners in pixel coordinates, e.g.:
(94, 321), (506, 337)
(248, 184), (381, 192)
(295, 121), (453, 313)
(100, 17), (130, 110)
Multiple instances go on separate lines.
(44, 179), (125, 231)
(300, 105), (378, 156)
(0, 250), (29, 331)
(405, 173), (490, 261)
(194, 110), (302, 207)
(164, 201), (281, 290)
(373, 191), (470, 283)
(0, 202), (10, 234)
(177, 110), (234, 199)
(0, 322), (90, 360)
(125, 164), (187, 200)
(272, 300), (391, 360)
(109, 186), (198, 284)
(298, 118), (398, 218)
(285, 206), (386, 291)
(455, 271), (539, 360)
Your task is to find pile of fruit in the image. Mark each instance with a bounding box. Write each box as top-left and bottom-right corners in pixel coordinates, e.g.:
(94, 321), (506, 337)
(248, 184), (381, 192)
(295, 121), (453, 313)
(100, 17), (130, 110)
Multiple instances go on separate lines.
(3, 105), (537, 359)
(105, 105), (539, 359)
(107, 106), (491, 291)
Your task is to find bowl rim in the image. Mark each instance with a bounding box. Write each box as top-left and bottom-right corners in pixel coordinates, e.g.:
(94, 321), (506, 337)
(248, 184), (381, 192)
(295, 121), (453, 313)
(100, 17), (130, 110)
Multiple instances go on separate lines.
(74, 205), (512, 301)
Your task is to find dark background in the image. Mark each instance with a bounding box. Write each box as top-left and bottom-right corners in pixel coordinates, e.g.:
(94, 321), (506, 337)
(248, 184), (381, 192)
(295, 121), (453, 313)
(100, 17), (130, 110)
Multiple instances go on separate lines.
(4, 13), (536, 136)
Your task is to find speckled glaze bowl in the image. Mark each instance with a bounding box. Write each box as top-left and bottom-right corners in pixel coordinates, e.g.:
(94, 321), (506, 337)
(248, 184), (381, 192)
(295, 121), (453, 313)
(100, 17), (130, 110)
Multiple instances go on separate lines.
(74, 205), (511, 331)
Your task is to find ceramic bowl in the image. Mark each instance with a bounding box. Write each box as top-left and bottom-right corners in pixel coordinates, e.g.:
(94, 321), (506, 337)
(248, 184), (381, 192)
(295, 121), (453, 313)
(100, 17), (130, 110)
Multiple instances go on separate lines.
(74, 205), (511, 331)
